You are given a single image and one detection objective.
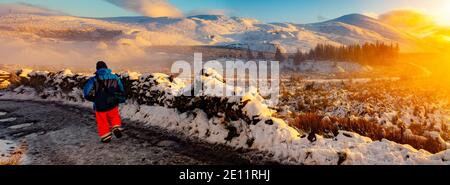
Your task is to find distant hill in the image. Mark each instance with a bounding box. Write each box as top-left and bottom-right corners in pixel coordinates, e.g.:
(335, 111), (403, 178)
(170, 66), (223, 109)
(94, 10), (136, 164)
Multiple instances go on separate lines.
(0, 9), (417, 53)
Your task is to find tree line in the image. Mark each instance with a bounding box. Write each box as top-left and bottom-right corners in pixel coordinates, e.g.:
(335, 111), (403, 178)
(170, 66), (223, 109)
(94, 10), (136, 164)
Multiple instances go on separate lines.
(269, 42), (399, 65)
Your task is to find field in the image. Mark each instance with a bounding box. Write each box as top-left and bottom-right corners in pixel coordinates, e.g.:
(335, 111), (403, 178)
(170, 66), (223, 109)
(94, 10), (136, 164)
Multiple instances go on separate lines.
(278, 75), (450, 153)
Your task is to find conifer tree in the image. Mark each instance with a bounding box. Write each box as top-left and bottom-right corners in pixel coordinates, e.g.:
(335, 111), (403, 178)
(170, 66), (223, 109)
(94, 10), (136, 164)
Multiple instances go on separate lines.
(274, 47), (285, 62)
(246, 47), (254, 60)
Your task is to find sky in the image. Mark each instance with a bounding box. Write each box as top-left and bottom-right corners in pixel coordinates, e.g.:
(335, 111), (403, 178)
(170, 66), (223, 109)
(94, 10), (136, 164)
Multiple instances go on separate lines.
(0, 0), (449, 24)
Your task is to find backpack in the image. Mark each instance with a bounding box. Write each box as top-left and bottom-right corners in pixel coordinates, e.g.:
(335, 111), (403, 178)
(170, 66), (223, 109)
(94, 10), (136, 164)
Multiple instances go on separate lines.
(93, 75), (126, 112)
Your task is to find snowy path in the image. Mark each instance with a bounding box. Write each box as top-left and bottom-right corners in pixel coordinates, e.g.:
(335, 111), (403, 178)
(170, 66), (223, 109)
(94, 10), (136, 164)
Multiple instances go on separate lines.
(0, 100), (272, 165)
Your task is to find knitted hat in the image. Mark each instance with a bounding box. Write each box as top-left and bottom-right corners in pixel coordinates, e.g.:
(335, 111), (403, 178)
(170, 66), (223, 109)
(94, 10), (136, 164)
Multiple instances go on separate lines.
(96, 61), (108, 70)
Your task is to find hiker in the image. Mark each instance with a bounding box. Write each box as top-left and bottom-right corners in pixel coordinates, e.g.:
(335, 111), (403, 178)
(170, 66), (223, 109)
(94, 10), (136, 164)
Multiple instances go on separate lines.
(83, 61), (126, 143)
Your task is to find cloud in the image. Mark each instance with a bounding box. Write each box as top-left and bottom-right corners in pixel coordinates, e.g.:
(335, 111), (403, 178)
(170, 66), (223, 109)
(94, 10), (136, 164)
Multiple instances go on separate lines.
(378, 9), (435, 30)
(0, 3), (67, 16)
(186, 9), (229, 17)
(104, 0), (183, 18)
(316, 15), (327, 21)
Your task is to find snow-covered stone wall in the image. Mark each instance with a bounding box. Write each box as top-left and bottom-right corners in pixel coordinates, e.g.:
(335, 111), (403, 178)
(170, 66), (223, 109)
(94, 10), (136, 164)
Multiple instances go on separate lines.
(0, 70), (11, 90)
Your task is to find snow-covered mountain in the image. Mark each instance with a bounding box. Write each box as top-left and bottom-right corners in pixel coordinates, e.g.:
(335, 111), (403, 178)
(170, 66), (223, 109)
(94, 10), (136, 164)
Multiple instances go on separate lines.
(100, 13), (415, 52)
(303, 14), (415, 45)
(0, 12), (416, 53)
(322, 14), (412, 40)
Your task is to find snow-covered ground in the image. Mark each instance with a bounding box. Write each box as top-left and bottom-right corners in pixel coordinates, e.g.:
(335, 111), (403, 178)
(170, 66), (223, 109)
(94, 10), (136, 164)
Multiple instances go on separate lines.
(281, 60), (373, 74)
(0, 70), (9, 75)
(0, 105), (22, 165)
(0, 139), (21, 164)
(1, 68), (449, 165)
(279, 78), (450, 153)
(0, 70), (10, 90)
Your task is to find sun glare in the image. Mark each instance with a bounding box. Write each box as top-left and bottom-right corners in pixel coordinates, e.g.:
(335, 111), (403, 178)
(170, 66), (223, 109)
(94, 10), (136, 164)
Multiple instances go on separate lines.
(436, 1), (450, 26)
(444, 35), (450, 42)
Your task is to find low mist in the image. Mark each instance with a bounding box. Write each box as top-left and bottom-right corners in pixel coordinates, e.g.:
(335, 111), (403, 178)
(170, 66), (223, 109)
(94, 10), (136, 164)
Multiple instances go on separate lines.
(0, 36), (179, 73)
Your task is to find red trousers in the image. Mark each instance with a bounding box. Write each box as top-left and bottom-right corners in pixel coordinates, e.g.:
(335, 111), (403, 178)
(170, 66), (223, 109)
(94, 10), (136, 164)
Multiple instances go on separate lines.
(95, 106), (122, 138)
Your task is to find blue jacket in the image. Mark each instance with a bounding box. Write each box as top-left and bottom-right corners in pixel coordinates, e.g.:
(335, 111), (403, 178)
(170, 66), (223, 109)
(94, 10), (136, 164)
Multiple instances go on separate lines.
(83, 68), (125, 112)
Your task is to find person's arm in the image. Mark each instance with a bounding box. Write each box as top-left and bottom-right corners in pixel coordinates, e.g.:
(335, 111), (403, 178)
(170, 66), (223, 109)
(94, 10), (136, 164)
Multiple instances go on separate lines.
(83, 77), (95, 100)
(116, 76), (125, 93)
(115, 75), (126, 104)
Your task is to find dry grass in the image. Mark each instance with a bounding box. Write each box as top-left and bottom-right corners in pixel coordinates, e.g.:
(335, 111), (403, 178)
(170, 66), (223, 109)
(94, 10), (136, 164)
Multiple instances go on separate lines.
(279, 75), (450, 154)
(291, 113), (447, 153)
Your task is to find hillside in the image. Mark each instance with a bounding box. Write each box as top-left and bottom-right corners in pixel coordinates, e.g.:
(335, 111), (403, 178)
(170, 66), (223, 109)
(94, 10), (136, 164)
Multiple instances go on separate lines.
(0, 13), (414, 53)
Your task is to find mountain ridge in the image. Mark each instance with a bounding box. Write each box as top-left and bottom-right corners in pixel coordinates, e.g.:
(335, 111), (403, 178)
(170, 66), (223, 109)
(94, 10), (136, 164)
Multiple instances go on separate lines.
(0, 11), (415, 53)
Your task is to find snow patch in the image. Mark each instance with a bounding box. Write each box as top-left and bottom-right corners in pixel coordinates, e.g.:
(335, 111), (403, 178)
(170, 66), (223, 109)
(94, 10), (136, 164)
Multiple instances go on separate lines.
(18, 68), (33, 78)
(0, 70), (10, 75)
(0, 117), (16, 123)
(0, 139), (19, 162)
(8, 123), (33, 129)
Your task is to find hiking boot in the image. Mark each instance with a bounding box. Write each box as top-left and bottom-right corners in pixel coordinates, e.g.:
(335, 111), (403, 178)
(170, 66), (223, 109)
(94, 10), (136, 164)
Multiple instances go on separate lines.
(112, 126), (123, 138)
(101, 133), (112, 143)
